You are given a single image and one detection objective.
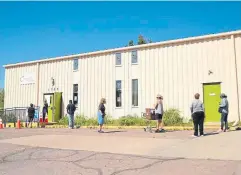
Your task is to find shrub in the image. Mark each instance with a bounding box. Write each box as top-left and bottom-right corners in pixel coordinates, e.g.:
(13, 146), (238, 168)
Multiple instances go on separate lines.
(163, 108), (183, 126)
(85, 117), (98, 126)
(104, 115), (117, 125)
(58, 116), (68, 125)
(57, 108), (185, 126)
(0, 113), (17, 123)
(118, 115), (148, 126)
(75, 115), (86, 126)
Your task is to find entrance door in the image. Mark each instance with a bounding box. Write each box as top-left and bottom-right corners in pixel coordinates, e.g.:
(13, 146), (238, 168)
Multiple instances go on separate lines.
(43, 94), (53, 122)
(203, 83), (221, 122)
(43, 93), (62, 123)
(53, 92), (62, 122)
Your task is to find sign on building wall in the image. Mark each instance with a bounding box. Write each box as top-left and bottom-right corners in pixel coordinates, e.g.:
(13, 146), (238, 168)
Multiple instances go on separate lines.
(20, 72), (36, 85)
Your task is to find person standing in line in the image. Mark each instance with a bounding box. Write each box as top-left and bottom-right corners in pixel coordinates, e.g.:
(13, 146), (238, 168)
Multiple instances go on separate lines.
(219, 93), (229, 132)
(28, 103), (35, 128)
(154, 94), (164, 133)
(42, 100), (48, 123)
(66, 100), (76, 129)
(190, 93), (205, 137)
(97, 98), (106, 133)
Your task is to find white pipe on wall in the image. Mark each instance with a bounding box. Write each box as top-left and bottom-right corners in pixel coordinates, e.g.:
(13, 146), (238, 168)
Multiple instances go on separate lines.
(231, 35), (241, 124)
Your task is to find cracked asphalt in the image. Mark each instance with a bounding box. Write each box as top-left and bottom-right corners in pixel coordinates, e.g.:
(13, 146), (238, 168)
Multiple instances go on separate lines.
(0, 128), (241, 175)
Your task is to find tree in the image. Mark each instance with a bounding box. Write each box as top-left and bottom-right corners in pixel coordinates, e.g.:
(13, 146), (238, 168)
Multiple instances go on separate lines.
(126, 35), (153, 46)
(128, 40), (134, 46)
(0, 89), (4, 109)
(137, 35), (147, 45)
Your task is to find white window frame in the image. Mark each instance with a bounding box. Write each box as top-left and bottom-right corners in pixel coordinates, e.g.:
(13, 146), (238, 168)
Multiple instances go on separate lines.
(132, 79), (138, 107)
(131, 50), (138, 64)
(115, 53), (122, 66)
(116, 80), (122, 108)
(73, 58), (79, 71)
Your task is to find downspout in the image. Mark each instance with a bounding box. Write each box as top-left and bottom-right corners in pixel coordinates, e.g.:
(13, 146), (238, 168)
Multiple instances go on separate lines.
(36, 63), (40, 107)
(231, 34), (240, 123)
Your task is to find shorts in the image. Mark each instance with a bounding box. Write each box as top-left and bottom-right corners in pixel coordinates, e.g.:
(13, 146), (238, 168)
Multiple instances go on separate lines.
(155, 113), (163, 121)
(28, 116), (34, 122)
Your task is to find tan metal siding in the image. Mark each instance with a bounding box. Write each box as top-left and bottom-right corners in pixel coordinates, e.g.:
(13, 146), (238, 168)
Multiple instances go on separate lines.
(4, 64), (37, 108)
(235, 34), (241, 122)
(38, 60), (73, 116)
(4, 32), (241, 122)
(138, 36), (238, 121)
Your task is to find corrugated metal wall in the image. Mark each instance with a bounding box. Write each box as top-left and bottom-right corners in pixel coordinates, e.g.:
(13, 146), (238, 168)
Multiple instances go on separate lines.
(4, 64), (37, 108)
(139, 36), (238, 121)
(235, 34), (241, 121)
(4, 33), (241, 121)
(38, 60), (73, 115)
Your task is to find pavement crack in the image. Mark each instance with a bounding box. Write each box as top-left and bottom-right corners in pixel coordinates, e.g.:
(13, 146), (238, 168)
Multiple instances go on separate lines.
(72, 162), (103, 175)
(1, 148), (26, 163)
(110, 160), (163, 175)
(110, 157), (184, 175)
(74, 153), (98, 163)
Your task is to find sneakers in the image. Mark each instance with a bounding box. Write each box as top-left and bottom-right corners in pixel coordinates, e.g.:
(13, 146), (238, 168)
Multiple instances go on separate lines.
(98, 130), (104, 133)
(217, 129), (223, 133)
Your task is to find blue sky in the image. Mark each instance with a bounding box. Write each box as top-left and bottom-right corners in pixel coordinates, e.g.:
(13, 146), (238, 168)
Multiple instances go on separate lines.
(0, 1), (241, 88)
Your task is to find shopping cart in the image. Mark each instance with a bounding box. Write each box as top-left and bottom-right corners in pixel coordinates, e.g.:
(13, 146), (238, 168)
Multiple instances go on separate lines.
(142, 108), (156, 133)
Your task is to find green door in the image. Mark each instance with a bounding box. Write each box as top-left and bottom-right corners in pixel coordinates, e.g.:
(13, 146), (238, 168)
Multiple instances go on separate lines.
(53, 92), (62, 122)
(203, 83), (221, 122)
(48, 95), (54, 122)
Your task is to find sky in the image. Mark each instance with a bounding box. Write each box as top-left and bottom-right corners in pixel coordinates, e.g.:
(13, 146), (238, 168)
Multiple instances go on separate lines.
(0, 1), (241, 88)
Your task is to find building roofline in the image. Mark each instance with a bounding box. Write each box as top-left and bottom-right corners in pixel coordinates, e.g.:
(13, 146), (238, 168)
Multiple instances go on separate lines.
(3, 30), (241, 68)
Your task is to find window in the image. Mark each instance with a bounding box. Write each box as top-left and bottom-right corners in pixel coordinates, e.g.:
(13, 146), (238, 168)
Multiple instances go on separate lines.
(115, 53), (122, 66)
(73, 58), (79, 71)
(116, 80), (122, 107)
(131, 51), (138, 64)
(132, 79), (138, 106)
(73, 84), (78, 105)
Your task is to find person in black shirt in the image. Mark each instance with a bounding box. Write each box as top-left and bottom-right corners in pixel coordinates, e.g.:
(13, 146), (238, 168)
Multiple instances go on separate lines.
(66, 100), (76, 129)
(28, 103), (35, 128)
(42, 100), (48, 123)
(97, 98), (106, 133)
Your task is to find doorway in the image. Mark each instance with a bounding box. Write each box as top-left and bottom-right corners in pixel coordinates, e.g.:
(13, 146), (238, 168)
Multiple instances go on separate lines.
(203, 83), (221, 122)
(43, 92), (62, 123)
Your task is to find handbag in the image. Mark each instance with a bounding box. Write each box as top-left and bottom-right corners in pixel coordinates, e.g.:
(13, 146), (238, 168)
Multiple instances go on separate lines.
(218, 107), (223, 113)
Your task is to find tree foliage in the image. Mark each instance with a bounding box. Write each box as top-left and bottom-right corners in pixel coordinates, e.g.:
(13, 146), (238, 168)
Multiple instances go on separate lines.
(128, 40), (134, 46)
(127, 35), (152, 46)
(0, 89), (4, 109)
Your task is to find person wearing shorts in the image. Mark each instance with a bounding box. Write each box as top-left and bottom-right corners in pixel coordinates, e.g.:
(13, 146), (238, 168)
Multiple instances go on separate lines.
(154, 94), (164, 133)
(28, 103), (35, 128)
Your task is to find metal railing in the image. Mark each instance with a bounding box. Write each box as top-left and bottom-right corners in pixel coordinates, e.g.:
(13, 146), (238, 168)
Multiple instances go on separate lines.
(0, 107), (40, 123)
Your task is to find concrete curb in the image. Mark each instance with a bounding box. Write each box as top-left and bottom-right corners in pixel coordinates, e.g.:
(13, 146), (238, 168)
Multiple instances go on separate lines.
(4, 123), (239, 131)
(44, 125), (221, 130)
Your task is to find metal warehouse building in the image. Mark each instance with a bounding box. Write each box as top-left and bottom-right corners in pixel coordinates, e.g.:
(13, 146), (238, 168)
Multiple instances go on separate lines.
(3, 30), (241, 123)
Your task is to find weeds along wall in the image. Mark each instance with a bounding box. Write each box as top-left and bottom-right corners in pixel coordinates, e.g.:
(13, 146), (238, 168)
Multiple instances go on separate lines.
(4, 31), (241, 121)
